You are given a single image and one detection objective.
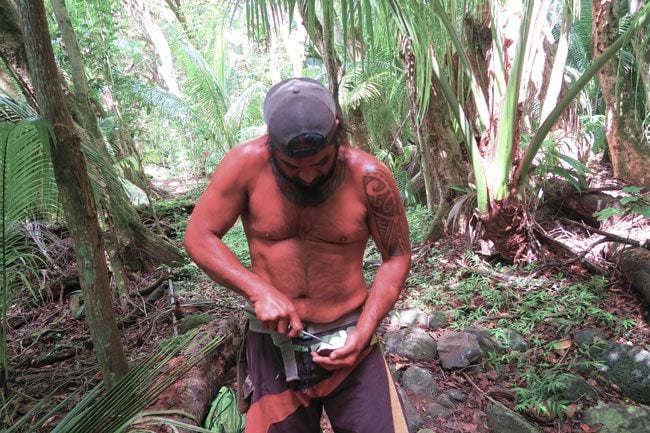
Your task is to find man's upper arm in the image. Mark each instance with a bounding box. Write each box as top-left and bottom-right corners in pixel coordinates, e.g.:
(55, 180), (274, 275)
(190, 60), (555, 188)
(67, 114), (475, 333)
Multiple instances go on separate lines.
(362, 164), (411, 258)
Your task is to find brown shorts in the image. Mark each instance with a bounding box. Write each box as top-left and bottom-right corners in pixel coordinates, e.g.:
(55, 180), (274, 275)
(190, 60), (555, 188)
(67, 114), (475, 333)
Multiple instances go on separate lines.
(241, 330), (409, 433)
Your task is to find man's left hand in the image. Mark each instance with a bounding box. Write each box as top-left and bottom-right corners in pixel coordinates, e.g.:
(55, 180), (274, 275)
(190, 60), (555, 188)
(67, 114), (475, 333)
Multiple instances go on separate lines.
(311, 330), (369, 370)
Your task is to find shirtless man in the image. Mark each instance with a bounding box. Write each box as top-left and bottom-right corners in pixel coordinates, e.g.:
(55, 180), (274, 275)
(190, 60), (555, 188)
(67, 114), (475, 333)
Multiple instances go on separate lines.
(184, 78), (411, 433)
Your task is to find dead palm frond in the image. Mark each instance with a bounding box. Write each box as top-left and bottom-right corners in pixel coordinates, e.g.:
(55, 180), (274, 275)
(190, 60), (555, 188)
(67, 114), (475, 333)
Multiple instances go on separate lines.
(4, 329), (226, 433)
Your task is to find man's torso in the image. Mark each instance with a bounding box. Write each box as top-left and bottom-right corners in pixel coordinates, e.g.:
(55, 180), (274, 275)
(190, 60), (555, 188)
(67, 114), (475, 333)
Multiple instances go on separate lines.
(240, 138), (372, 323)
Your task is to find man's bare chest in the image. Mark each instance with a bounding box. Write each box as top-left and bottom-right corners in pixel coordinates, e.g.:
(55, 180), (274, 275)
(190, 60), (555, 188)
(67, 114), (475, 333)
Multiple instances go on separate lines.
(244, 178), (369, 245)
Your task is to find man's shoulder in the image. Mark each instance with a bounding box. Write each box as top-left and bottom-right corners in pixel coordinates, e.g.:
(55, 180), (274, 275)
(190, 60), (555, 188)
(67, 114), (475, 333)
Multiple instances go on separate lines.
(229, 135), (270, 162)
(210, 136), (269, 187)
(343, 146), (392, 177)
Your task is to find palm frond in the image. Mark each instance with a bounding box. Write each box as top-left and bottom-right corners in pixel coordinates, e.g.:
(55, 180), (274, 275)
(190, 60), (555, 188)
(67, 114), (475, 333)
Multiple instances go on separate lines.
(339, 66), (384, 110)
(44, 329), (226, 433)
(223, 82), (267, 144)
(172, 38), (232, 145)
(1, 118), (58, 387)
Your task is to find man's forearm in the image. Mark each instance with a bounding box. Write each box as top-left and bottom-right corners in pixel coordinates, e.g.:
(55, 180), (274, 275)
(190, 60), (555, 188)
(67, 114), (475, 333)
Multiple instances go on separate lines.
(355, 255), (411, 344)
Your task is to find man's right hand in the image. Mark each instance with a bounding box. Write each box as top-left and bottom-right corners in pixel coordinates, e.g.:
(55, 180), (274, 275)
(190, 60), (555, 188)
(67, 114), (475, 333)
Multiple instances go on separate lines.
(251, 292), (303, 338)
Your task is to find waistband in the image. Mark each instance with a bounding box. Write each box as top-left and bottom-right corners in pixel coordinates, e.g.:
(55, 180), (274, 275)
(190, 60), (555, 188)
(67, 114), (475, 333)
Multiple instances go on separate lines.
(245, 307), (362, 382)
(246, 307), (362, 335)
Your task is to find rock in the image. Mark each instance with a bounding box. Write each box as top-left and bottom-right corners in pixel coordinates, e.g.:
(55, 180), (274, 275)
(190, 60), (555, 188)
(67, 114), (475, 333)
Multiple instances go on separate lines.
(573, 328), (607, 347)
(500, 328), (528, 351)
(464, 326), (505, 354)
(583, 403), (650, 433)
(599, 343), (650, 404)
(486, 401), (540, 433)
(437, 332), (483, 370)
(424, 402), (452, 418)
(417, 430), (434, 433)
(384, 328), (438, 362)
(427, 311), (448, 330)
(398, 387), (423, 433)
(389, 309), (428, 327)
(179, 314), (215, 334)
(436, 393), (455, 409)
(388, 309), (448, 330)
(401, 366), (437, 397)
(446, 389), (467, 402)
(559, 374), (597, 401)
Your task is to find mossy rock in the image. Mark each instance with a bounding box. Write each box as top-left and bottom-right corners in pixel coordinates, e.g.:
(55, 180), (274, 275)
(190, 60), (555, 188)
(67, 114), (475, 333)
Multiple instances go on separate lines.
(599, 343), (650, 404)
(584, 403), (650, 433)
(179, 314), (216, 334)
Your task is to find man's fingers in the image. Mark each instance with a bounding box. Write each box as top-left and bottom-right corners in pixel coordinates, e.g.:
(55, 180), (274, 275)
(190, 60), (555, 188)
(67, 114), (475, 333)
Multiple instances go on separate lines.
(276, 317), (289, 335)
(312, 351), (355, 370)
(330, 344), (353, 360)
(262, 319), (278, 332)
(287, 312), (303, 338)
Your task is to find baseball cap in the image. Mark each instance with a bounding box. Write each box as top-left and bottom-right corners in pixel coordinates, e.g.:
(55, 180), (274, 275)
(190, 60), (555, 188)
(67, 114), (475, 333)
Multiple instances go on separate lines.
(263, 78), (337, 157)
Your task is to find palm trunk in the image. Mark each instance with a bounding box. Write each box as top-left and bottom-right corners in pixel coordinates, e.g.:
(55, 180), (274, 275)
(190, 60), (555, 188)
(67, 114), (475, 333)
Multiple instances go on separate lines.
(593, 0), (650, 186)
(298, 3), (343, 115)
(400, 37), (467, 241)
(347, 106), (373, 153)
(18, 0), (128, 388)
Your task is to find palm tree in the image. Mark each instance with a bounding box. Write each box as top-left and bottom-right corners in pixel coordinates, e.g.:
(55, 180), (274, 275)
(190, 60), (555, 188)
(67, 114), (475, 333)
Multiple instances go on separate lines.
(592, 0), (650, 186)
(247, 0), (650, 262)
(0, 115), (58, 397)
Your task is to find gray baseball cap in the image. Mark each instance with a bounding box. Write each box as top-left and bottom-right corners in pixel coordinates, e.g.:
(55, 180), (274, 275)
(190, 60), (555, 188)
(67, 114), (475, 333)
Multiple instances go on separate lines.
(263, 78), (337, 156)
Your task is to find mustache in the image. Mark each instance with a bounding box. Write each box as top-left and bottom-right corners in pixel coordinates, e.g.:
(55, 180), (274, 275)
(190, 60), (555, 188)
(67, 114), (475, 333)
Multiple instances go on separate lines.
(286, 174), (329, 189)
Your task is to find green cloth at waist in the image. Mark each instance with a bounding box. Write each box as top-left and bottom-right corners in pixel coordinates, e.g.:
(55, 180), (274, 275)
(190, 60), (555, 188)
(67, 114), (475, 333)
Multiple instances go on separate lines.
(244, 308), (362, 382)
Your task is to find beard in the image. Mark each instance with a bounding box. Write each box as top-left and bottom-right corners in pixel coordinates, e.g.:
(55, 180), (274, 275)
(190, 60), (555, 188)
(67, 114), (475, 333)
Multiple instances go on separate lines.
(270, 147), (345, 207)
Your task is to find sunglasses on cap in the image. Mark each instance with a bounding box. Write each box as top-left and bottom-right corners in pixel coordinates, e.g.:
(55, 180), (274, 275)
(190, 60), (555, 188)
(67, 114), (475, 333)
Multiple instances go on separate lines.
(281, 133), (328, 158)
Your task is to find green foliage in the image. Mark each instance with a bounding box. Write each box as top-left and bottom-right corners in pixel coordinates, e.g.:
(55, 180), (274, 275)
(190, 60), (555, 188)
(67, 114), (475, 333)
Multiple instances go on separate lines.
(406, 249), (637, 419)
(531, 134), (589, 192)
(405, 204), (433, 245)
(593, 186), (650, 220)
(580, 114), (607, 153)
(0, 118), (59, 389)
(221, 220), (251, 268)
(379, 146), (420, 206)
(512, 369), (574, 418)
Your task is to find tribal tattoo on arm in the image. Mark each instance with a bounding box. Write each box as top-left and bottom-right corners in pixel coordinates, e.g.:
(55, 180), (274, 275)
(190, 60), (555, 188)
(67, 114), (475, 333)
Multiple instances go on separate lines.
(363, 170), (410, 257)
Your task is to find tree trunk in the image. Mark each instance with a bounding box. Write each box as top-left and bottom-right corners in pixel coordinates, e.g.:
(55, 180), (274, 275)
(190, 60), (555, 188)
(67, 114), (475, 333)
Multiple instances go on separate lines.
(481, 198), (537, 263)
(593, 0), (650, 186)
(298, 3), (343, 116)
(17, 0), (128, 388)
(163, 0), (191, 40)
(347, 105), (372, 153)
(0, 62), (20, 99)
(0, 0), (36, 107)
(50, 0), (178, 270)
(630, 0), (650, 109)
(129, 319), (242, 433)
(400, 36), (467, 241)
(615, 247), (650, 304)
